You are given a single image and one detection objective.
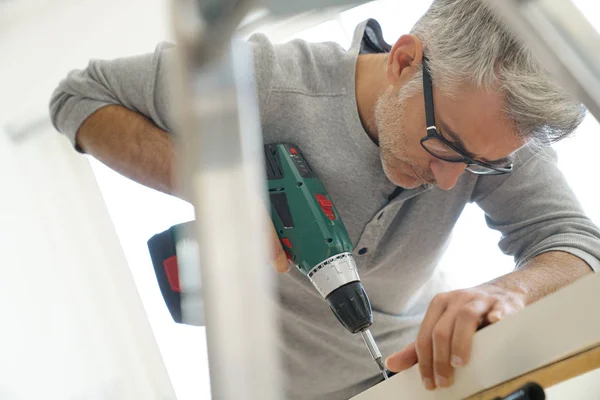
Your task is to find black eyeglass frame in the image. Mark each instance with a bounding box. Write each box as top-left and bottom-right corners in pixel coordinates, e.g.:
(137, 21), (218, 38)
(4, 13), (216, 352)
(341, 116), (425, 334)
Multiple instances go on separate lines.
(420, 57), (513, 175)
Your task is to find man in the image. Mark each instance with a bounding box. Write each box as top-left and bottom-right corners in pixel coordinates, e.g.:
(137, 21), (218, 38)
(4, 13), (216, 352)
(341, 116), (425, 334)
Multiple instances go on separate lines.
(50, 0), (600, 398)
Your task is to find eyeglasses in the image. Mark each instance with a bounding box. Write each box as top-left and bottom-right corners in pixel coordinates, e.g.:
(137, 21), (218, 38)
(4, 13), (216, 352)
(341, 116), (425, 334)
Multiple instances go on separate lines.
(420, 57), (513, 175)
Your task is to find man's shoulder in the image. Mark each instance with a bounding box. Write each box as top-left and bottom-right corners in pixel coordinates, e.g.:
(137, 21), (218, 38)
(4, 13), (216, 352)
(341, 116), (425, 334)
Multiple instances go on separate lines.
(248, 32), (353, 97)
(247, 18), (390, 97)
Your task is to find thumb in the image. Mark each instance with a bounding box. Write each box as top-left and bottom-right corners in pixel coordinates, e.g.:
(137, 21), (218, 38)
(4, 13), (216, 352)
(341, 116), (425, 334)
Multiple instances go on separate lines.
(269, 222), (290, 273)
(487, 302), (519, 323)
(385, 343), (418, 373)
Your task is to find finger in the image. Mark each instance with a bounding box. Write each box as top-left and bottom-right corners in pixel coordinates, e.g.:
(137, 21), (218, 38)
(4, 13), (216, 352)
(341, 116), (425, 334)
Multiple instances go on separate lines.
(450, 298), (495, 368)
(385, 343), (418, 373)
(260, 203), (290, 273)
(268, 222), (290, 273)
(416, 293), (450, 390)
(431, 308), (459, 388)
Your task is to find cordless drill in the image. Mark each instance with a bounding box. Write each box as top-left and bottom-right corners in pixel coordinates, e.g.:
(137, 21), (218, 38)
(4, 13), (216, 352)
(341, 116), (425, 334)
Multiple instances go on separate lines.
(147, 143), (388, 380)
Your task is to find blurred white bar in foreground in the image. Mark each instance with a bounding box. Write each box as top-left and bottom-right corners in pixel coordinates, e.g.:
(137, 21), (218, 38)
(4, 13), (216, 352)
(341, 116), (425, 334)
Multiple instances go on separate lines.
(0, 123), (176, 400)
(485, 0), (600, 121)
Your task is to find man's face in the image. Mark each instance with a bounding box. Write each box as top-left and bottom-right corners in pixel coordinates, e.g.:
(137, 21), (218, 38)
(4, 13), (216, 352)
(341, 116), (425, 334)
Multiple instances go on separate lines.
(374, 78), (525, 190)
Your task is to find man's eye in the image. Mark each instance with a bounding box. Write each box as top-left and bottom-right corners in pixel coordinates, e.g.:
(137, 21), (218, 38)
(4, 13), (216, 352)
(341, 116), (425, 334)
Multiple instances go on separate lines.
(438, 130), (464, 152)
(438, 130), (459, 147)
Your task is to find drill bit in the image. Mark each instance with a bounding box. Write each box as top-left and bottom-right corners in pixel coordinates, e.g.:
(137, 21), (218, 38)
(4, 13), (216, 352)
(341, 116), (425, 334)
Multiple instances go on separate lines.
(360, 329), (389, 380)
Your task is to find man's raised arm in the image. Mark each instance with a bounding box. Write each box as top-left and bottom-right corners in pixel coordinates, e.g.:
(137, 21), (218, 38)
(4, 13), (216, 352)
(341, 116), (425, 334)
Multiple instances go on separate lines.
(75, 104), (177, 197)
(49, 42), (180, 196)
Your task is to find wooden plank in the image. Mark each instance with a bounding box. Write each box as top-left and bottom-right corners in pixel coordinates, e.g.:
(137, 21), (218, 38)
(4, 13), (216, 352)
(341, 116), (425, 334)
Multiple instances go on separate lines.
(466, 344), (600, 399)
(350, 273), (600, 400)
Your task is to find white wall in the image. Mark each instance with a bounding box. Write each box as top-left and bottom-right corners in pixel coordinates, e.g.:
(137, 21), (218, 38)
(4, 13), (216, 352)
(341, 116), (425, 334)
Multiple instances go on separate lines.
(1, 1), (209, 398)
(0, 0), (173, 125)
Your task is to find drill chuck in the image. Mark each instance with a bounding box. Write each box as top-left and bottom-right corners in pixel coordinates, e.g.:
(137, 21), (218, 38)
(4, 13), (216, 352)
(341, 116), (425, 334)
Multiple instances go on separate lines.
(326, 281), (373, 334)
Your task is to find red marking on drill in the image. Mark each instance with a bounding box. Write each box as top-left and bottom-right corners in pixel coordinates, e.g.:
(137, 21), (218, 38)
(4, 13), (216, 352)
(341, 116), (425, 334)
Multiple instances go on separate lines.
(282, 238), (292, 249)
(315, 194), (336, 220)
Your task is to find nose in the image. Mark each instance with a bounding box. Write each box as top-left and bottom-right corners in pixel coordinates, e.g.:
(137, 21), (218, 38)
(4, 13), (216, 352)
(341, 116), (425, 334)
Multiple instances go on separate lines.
(430, 159), (467, 190)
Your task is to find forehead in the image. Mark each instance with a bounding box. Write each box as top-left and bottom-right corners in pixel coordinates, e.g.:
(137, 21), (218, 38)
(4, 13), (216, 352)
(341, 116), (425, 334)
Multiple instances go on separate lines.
(433, 85), (525, 161)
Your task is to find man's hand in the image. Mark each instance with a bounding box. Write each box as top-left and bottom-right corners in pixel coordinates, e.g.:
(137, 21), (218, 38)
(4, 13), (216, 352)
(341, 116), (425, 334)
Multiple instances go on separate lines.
(267, 213), (292, 273)
(77, 106), (291, 274)
(385, 284), (526, 390)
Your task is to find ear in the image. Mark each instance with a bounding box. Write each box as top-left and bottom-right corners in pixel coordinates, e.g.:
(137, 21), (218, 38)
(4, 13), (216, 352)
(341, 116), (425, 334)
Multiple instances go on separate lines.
(386, 34), (423, 88)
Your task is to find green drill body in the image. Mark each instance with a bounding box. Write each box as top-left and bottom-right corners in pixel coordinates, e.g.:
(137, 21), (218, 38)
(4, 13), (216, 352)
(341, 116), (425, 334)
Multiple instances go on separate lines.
(265, 143), (354, 274)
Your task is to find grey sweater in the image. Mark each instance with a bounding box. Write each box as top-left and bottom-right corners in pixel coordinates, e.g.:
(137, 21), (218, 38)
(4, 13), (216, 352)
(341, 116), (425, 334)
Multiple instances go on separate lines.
(50, 20), (600, 400)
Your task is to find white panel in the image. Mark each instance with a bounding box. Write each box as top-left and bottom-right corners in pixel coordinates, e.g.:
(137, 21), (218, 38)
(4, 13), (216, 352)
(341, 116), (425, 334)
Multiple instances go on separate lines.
(0, 125), (176, 400)
(351, 273), (600, 399)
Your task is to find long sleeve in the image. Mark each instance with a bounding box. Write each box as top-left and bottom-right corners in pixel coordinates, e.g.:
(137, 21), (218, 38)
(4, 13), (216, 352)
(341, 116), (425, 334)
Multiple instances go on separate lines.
(49, 34), (276, 150)
(49, 42), (178, 150)
(471, 145), (600, 271)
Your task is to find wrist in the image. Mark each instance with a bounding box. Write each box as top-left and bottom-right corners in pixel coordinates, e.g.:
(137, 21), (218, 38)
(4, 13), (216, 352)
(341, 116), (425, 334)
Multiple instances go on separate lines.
(482, 278), (530, 306)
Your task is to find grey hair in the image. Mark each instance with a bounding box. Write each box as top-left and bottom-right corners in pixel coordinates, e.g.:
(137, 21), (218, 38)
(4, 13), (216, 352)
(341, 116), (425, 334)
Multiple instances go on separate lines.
(405, 0), (586, 147)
